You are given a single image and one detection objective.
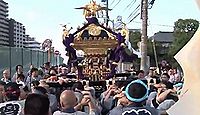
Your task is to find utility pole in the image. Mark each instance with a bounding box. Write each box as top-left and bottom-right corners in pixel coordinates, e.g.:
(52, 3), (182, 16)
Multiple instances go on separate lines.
(140, 0), (148, 74)
(106, 0), (109, 27)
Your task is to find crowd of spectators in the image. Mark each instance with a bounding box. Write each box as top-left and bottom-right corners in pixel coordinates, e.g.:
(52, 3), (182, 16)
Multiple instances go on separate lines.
(0, 60), (183, 115)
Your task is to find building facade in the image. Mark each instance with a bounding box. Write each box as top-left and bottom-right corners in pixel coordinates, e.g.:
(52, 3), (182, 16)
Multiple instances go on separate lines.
(0, 0), (9, 46)
(24, 35), (41, 50)
(149, 31), (175, 55)
(9, 18), (26, 48)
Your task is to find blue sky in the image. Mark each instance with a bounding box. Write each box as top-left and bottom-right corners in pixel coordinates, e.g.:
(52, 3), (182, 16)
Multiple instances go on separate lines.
(5, 0), (200, 62)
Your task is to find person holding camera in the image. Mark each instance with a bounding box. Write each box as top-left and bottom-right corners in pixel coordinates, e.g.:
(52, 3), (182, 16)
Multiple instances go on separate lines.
(75, 90), (99, 115)
(100, 84), (121, 114)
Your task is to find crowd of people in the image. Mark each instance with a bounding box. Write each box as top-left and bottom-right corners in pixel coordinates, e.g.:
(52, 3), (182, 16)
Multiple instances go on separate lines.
(0, 60), (183, 115)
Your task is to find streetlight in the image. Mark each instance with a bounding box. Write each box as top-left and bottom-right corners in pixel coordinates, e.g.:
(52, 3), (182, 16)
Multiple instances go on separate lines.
(42, 39), (52, 63)
(152, 38), (159, 73)
(54, 50), (60, 66)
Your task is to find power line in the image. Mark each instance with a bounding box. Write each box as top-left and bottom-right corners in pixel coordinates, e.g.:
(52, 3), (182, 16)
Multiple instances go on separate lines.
(124, 0), (137, 11)
(128, 21), (174, 28)
(110, 0), (115, 6)
(148, 0), (156, 9)
(153, 24), (174, 27)
(127, 4), (140, 20)
(127, 13), (140, 24)
(128, 9), (140, 20)
(127, 4), (141, 24)
(111, 0), (122, 9)
(148, 20), (157, 35)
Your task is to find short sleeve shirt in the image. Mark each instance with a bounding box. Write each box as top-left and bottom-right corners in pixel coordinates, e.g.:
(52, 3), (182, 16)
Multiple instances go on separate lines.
(109, 105), (159, 115)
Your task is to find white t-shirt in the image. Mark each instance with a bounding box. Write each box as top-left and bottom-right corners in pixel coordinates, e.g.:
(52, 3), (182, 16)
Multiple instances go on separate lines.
(53, 110), (88, 115)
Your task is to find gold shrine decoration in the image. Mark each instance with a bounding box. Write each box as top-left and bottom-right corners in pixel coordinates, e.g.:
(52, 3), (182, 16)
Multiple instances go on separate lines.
(75, 23), (116, 40)
(120, 28), (129, 39)
(75, 0), (109, 18)
(62, 25), (73, 39)
(83, 0), (99, 17)
(88, 24), (101, 36)
(119, 23), (129, 40)
(85, 48), (105, 55)
(73, 39), (118, 55)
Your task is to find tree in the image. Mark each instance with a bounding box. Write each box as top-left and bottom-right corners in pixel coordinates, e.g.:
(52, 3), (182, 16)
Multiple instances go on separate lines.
(129, 31), (156, 66)
(168, 19), (199, 56)
(167, 19), (199, 67)
(129, 31), (141, 49)
(129, 31), (154, 54)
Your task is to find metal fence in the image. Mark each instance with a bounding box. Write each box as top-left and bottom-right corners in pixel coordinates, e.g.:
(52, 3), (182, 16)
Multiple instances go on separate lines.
(0, 46), (63, 78)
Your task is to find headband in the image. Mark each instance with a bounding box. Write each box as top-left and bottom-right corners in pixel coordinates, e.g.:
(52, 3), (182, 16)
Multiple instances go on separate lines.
(125, 80), (148, 102)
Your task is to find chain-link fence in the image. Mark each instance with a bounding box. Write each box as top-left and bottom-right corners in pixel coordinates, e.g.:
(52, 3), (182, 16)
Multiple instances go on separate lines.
(0, 46), (63, 78)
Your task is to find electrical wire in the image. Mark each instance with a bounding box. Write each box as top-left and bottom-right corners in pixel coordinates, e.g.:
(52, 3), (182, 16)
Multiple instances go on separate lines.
(128, 20), (174, 28)
(148, 0), (156, 9)
(127, 4), (140, 19)
(127, 13), (140, 24)
(111, 0), (122, 9)
(110, 0), (115, 6)
(124, 0), (137, 11)
(148, 20), (156, 36)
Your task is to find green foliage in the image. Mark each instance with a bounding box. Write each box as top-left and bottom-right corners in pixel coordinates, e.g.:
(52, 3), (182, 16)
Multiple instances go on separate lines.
(129, 31), (141, 49)
(128, 31), (141, 67)
(167, 19), (199, 68)
(174, 19), (199, 33)
(129, 31), (155, 57)
(168, 19), (199, 56)
(129, 31), (157, 67)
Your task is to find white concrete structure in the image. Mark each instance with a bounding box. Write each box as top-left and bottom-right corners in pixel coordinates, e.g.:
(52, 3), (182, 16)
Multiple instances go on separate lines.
(24, 36), (41, 50)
